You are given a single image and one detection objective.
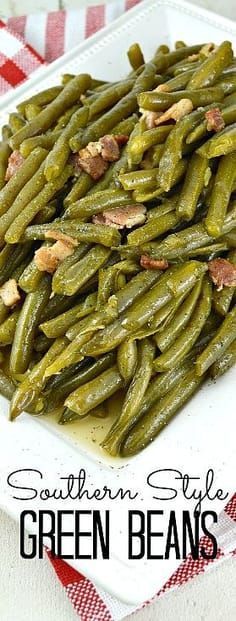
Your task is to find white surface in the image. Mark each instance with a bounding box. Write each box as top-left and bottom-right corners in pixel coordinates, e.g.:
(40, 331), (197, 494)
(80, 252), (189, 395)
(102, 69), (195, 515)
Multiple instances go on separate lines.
(1, 509), (236, 621)
(1, 4), (235, 621)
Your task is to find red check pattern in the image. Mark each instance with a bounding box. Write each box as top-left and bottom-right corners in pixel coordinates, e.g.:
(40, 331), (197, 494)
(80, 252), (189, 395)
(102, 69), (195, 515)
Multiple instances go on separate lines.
(0, 2), (235, 618)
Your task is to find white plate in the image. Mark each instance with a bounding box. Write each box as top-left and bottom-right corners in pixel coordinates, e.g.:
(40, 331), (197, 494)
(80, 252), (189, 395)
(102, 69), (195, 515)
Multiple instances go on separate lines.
(0, 0), (236, 606)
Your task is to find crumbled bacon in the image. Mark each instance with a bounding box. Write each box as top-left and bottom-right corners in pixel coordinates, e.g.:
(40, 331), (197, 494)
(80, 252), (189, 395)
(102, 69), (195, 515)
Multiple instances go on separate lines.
(99, 135), (120, 162)
(5, 151), (24, 181)
(44, 229), (78, 247)
(143, 111), (160, 129)
(200, 42), (215, 57)
(155, 98), (193, 126)
(34, 239), (75, 274)
(205, 108), (225, 133)
(92, 204), (146, 230)
(208, 258), (236, 291)
(140, 255), (169, 270)
(155, 83), (170, 93)
(113, 134), (129, 146)
(0, 278), (21, 307)
(77, 150), (109, 180)
(187, 53), (200, 62)
(74, 134), (127, 180)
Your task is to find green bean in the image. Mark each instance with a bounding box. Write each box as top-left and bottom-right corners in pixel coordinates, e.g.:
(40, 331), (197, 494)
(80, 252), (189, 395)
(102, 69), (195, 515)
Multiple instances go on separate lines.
(24, 103), (42, 121)
(127, 43), (145, 70)
(40, 293), (97, 338)
(52, 245), (110, 296)
(153, 45), (204, 71)
(197, 123), (236, 158)
(10, 74), (91, 150)
(156, 279), (202, 351)
(0, 242), (33, 286)
(10, 275), (51, 375)
(54, 104), (80, 130)
(96, 260), (138, 310)
(119, 168), (159, 191)
(210, 339), (236, 378)
(8, 112), (26, 132)
(205, 153), (236, 237)
(0, 309), (20, 346)
(122, 368), (204, 456)
(20, 131), (61, 158)
(34, 333), (52, 353)
(63, 365), (123, 421)
(176, 153), (209, 221)
(64, 189), (132, 220)
(44, 352), (115, 412)
(0, 300), (8, 325)
(18, 244), (50, 292)
(141, 144), (165, 169)
(10, 337), (68, 419)
(0, 141), (11, 191)
(88, 79), (135, 120)
(0, 155), (48, 240)
(115, 269), (160, 315)
(196, 304), (236, 375)
(138, 87), (224, 111)
(102, 338), (155, 455)
(158, 69), (195, 91)
(154, 276), (212, 371)
(213, 250), (236, 316)
(66, 300), (117, 341)
(158, 107), (207, 191)
(117, 339), (138, 382)
(187, 103), (236, 145)
(34, 202), (57, 224)
(22, 221), (121, 247)
(0, 368), (15, 400)
(127, 126), (172, 167)
(141, 203), (236, 261)
(147, 197), (177, 220)
(127, 210), (179, 246)
(44, 107), (89, 181)
(17, 86), (63, 116)
(166, 260), (207, 297)
(0, 147), (49, 217)
(64, 173), (94, 207)
(132, 158), (187, 203)
(2, 125), (12, 141)
(5, 165), (72, 243)
(187, 41), (233, 89)
(69, 63), (157, 151)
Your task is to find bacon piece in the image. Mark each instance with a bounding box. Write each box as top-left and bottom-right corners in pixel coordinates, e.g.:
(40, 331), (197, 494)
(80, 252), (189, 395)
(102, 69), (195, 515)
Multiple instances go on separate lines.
(113, 134), (129, 146)
(34, 240), (75, 274)
(77, 149), (109, 180)
(44, 229), (78, 247)
(200, 42), (215, 58)
(142, 111), (161, 129)
(205, 107), (225, 133)
(208, 258), (236, 291)
(0, 278), (21, 307)
(140, 255), (169, 270)
(5, 151), (24, 181)
(99, 135), (120, 162)
(155, 98), (193, 126)
(92, 204), (146, 230)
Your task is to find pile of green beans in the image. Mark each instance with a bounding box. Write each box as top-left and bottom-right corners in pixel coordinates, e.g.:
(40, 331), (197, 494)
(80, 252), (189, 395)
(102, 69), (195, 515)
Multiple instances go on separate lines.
(0, 39), (235, 457)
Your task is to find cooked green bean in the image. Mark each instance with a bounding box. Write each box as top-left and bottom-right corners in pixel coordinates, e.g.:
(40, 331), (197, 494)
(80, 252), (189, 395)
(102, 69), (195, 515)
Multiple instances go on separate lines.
(22, 221), (121, 247)
(44, 106), (89, 181)
(17, 86), (63, 116)
(166, 260), (207, 297)
(5, 165), (72, 243)
(0, 147), (48, 217)
(52, 245), (110, 296)
(0, 368), (15, 400)
(40, 292), (97, 338)
(88, 79), (135, 120)
(64, 173), (94, 206)
(20, 131), (61, 158)
(0, 141), (11, 191)
(176, 153), (209, 221)
(64, 189), (132, 220)
(122, 368), (204, 456)
(210, 339), (236, 378)
(138, 87), (224, 111)
(63, 365), (123, 421)
(117, 338), (138, 382)
(197, 123), (236, 158)
(187, 41), (233, 90)
(10, 275), (51, 375)
(205, 152), (236, 237)
(127, 126), (172, 167)
(10, 74), (91, 150)
(102, 338), (155, 455)
(0, 309), (21, 346)
(156, 279), (202, 351)
(196, 304), (236, 375)
(127, 43), (145, 70)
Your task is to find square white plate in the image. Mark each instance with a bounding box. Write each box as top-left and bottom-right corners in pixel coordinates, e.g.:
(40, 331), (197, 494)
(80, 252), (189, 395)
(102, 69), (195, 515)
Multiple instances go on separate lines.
(0, 0), (236, 606)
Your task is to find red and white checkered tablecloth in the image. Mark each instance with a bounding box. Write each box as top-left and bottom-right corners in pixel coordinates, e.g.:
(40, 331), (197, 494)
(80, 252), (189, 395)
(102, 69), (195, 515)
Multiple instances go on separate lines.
(0, 1), (235, 618)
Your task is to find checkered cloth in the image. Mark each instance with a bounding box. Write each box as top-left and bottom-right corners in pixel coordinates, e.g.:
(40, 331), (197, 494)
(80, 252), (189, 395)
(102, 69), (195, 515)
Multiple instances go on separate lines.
(0, 2), (235, 619)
